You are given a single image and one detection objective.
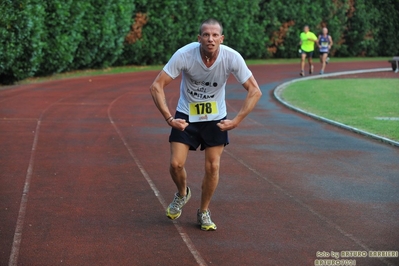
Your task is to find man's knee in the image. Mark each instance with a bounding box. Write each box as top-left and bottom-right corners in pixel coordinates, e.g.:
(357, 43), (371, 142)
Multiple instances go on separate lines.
(170, 160), (185, 172)
(205, 160), (220, 176)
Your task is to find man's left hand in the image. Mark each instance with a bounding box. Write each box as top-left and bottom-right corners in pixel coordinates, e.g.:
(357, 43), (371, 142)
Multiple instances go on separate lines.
(217, 119), (237, 131)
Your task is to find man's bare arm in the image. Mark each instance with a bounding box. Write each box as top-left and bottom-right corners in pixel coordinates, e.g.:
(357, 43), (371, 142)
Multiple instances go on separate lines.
(217, 75), (262, 131)
(150, 70), (174, 119)
(150, 70), (188, 130)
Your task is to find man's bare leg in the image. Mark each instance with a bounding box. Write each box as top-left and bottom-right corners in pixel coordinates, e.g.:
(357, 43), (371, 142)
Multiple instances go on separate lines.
(300, 53), (307, 75)
(170, 142), (190, 196)
(165, 142), (191, 220)
(200, 145), (224, 211)
(308, 57), (313, 73)
(321, 53), (328, 72)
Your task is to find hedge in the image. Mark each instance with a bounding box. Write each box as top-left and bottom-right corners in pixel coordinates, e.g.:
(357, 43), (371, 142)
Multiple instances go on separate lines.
(0, 0), (134, 84)
(1, 0), (398, 84)
(0, 0), (46, 84)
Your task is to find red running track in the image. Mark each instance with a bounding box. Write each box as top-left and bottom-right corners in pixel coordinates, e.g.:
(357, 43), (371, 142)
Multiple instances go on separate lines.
(1, 61), (398, 266)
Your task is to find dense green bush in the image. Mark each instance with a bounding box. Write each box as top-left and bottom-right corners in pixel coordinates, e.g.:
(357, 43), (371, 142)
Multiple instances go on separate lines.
(336, 0), (375, 56)
(36, 0), (87, 75)
(117, 0), (204, 66)
(1, 0), (398, 84)
(371, 0), (399, 56)
(0, 0), (45, 84)
(72, 0), (134, 70)
(0, 0), (134, 84)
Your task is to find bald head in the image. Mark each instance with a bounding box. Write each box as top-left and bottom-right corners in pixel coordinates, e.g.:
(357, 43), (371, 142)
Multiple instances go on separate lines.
(199, 18), (223, 35)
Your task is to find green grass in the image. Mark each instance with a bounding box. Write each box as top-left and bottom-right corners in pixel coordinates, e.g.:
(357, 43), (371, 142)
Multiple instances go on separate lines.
(282, 78), (399, 141)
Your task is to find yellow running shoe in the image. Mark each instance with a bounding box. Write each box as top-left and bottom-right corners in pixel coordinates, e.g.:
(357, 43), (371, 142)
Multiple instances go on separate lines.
(166, 187), (191, 220)
(197, 209), (217, 231)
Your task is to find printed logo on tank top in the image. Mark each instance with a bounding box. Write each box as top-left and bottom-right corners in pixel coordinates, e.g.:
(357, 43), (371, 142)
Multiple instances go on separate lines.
(186, 78), (218, 100)
(186, 78), (220, 122)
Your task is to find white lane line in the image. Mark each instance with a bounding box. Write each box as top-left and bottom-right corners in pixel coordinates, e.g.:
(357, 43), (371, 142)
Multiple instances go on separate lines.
(224, 149), (394, 266)
(8, 121), (41, 266)
(55, 102), (108, 106)
(107, 93), (207, 266)
(374, 117), (399, 121)
(8, 98), (64, 266)
(1, 118), (38, 121)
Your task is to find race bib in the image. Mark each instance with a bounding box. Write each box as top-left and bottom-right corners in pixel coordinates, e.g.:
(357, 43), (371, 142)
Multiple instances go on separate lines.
(321, 42), (329, 47)
(188, 101), (219, 122)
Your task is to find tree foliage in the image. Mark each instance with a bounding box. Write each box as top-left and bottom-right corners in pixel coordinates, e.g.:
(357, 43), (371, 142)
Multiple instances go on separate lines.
(36, 0), (86, 75)
(72, 0), (134, 70)
(0, 0), (45, 84)
(1, 0), (398, 84)
(0, 0), (134, 84)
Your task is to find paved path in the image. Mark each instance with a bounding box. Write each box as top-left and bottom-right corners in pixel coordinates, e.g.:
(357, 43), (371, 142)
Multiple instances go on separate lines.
(1, 61), (398, 266)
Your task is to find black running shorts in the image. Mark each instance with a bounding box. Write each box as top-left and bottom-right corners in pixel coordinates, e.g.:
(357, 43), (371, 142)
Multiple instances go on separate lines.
(301, 50), (314, 58)
(169, 111), (229, 151)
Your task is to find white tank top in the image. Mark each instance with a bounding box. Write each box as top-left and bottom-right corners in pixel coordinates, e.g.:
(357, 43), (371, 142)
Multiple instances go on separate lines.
(163, 42), (252, 122)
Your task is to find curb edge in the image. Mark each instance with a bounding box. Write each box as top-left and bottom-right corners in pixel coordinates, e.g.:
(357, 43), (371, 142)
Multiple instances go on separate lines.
(273, 67), (399, 148)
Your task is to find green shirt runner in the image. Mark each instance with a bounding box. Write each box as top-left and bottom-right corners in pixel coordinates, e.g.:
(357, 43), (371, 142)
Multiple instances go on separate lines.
(300, 31), (317, 52)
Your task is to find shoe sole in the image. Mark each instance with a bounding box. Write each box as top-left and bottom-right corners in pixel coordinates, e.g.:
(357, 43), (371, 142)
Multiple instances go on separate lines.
(166, 209), (181, 220)
(200, 224), (217, 231)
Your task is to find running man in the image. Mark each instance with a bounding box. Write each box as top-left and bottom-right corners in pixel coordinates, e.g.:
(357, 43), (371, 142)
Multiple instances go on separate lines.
(299, 25), (318, 76)
(150, 18), (262, 231)
(317, 27), (333, 74)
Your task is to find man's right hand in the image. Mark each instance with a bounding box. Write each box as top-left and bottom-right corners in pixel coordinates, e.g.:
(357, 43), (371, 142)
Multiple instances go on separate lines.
(169, 118), (189, 131)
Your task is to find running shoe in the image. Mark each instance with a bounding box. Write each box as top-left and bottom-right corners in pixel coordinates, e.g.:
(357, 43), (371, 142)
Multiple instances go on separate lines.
(326, 57), (330, 64)
(197, 209), (217, 231)
(300, 70), (305, 77)
(309, 65), (314, 74)
(319, 70), (324, 75)
(166, 187), (191, 220)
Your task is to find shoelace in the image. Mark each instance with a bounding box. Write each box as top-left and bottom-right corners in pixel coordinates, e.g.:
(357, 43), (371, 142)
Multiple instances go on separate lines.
(199, 212), (211, 224)
(171, 195), (185, 209)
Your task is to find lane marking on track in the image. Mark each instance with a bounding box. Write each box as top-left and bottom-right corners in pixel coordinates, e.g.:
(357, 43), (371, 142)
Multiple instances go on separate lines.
(374, 117), (399, 121)
(224, 149), (394, 266)
(7, 89), (144, 265)
(108, 93), (208, 266)
(1, 118), (38, 121)
(55, 102), (108, 106)
(8, 99), (64, 266)
(8, 122), (41, 266)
